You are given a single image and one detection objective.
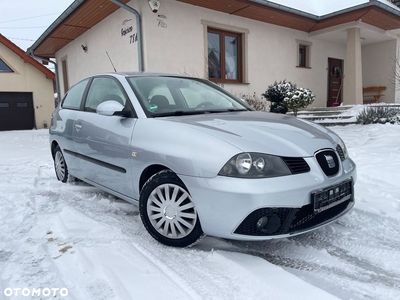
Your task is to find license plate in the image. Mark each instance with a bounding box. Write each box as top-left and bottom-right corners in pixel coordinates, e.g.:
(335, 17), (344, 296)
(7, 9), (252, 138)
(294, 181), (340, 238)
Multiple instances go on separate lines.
(312, 179), (353, 213)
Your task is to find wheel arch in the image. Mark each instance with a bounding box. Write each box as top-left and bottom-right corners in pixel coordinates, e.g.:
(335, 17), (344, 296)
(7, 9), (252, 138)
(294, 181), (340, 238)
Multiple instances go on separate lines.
(51, 140), (59, 159)
(139, 164), (170, 192)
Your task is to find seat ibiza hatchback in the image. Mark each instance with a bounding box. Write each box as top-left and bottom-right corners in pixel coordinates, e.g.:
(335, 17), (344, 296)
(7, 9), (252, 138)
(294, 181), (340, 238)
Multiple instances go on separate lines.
(50, 73), (356, 247)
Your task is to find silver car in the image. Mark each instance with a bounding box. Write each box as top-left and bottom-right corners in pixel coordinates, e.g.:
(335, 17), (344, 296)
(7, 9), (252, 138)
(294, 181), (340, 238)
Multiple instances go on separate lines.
(50, 73), (357, 247)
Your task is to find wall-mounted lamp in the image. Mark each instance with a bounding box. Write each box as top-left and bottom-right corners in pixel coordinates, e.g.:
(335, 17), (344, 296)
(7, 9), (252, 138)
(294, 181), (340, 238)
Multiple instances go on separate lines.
(81, 45), (88, 52)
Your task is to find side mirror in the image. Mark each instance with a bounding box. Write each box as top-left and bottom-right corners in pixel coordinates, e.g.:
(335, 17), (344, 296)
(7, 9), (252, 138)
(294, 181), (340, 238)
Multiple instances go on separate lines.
(97, 100), (131, 117)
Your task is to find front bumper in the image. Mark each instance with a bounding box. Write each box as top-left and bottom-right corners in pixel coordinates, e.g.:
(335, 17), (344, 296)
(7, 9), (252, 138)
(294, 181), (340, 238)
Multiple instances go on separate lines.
(179, 157), (356, 240)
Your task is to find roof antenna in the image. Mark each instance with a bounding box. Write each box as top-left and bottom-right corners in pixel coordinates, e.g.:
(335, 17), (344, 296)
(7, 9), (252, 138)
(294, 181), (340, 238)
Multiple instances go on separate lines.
(106, 51), (117, 72)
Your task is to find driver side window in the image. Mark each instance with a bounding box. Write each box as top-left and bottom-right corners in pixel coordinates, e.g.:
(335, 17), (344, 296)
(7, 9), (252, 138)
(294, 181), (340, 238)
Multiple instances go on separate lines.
(85, 77), (127, 112)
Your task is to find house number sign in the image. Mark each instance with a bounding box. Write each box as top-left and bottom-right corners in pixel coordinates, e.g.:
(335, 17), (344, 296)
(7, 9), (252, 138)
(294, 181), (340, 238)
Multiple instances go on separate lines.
(121, 19), (137, 44)
(157, 19), (167, 28)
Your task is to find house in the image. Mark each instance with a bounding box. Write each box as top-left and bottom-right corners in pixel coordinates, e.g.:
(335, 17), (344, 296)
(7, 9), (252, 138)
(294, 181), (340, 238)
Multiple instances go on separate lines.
(27, 0), (400, 107)
(0, 34), (55, 131)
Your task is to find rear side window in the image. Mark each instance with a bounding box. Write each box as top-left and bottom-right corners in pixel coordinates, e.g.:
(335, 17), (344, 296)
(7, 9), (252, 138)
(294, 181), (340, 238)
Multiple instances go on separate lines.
(62, 78), (89, 109)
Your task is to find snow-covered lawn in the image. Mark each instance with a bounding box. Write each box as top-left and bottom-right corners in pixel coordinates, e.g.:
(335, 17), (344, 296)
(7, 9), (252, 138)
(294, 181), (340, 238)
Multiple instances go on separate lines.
(0, 125), (399, 300)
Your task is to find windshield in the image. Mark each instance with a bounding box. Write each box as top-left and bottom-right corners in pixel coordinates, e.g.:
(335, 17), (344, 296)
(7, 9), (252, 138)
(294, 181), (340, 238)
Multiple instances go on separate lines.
(127, 76), (250, 117)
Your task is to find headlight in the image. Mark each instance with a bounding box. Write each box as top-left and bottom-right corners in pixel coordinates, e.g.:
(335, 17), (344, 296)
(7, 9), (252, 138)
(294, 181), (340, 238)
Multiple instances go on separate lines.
(337, 137), (349, 161)
(219, 152), (292, 178)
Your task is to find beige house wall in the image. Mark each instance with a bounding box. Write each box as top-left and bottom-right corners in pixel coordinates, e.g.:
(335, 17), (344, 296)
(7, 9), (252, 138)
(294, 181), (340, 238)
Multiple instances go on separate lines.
(362, 39), (397, 103)
(0, 43), (54, 129)
(55, 0), (347, 107)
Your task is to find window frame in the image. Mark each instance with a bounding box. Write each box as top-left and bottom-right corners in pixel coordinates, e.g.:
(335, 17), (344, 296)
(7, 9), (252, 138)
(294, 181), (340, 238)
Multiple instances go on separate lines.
(296, 40), (312, 69)
(298, 45), (307, 68)
(207, 27), (243, 83)
(0, 58), (14, 73)
(200, 19), (250, 86)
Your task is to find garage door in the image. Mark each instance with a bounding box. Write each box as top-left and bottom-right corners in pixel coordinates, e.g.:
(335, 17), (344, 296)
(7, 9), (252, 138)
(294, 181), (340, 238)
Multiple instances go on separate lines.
(0, 92), (34, 131)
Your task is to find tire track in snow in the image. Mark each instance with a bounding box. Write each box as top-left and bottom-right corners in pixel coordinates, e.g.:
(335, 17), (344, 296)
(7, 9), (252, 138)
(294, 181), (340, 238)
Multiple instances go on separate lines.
(53, 189), (203, 299)
(225, 208), (400, 300)
(129, 242), (202, 300)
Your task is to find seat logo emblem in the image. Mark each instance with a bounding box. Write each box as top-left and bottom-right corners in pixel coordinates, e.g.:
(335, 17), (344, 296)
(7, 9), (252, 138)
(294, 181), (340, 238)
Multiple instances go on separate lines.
(325, 155), (335, 168)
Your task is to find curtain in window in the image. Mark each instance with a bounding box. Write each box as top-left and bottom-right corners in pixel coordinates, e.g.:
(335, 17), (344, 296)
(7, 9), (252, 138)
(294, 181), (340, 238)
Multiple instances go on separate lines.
(207, 32), (221, 79)
(225, 36), (238, 80)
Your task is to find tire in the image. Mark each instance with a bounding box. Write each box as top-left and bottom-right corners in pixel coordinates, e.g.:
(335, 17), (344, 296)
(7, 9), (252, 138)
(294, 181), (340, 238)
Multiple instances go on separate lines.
(53, 146), (69, 183)
(139, 170), (203, 247)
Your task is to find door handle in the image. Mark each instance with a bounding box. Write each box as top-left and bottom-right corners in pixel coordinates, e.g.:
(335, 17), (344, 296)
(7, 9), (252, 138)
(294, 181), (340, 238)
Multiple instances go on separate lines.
(75, 124), (82, 132)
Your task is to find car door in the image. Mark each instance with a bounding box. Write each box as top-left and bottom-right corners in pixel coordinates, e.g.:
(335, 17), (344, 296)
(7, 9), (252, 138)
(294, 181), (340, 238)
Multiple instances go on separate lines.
(73, 76), (137, 198)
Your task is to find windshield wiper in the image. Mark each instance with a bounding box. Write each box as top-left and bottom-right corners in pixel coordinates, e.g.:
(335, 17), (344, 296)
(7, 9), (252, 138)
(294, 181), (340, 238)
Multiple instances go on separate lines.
(152, 108), (248, 118)
(152, 110), (207, 117)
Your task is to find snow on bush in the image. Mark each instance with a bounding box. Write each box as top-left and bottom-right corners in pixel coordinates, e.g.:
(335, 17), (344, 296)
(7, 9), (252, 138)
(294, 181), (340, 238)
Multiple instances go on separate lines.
(262, 80), (296, 114)
(240, 92), (269, 111)
(356, 106), (400, 124)
(284, 87), (315, 117)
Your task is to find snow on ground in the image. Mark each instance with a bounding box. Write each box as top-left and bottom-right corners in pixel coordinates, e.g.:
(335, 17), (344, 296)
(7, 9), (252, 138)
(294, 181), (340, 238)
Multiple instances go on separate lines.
(0, 124), (399, 300)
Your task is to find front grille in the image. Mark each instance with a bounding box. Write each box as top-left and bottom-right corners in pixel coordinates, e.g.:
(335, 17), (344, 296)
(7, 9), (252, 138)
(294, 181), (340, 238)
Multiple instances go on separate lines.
(234, 200), (352, 236)
(315, 149), (340, 177)
(281, 157), (310, 174)
(336, 145), (345, 161)
(289, 199), (351, 232)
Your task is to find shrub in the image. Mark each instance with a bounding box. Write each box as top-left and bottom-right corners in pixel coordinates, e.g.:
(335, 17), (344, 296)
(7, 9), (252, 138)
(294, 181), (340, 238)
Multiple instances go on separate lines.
(356, 106), (400, 124)
(240, 93), (269, 111)
(284, 87), (315, 117)
(262, 80), (296, 114)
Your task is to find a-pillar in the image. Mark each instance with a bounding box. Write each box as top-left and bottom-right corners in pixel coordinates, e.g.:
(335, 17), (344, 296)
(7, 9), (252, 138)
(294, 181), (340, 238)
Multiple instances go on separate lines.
(343, 27), (363, 105)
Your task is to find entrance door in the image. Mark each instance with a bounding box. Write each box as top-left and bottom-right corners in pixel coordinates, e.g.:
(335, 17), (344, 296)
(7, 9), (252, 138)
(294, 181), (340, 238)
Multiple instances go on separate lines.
(327, 58), (343, 107)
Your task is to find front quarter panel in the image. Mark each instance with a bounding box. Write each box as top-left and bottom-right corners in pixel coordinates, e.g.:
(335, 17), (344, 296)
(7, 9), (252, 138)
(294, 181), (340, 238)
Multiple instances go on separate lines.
(130, 118), (242, 197)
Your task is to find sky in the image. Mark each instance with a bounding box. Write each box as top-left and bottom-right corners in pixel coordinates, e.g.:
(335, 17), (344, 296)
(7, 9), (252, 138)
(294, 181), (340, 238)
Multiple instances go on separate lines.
(0, 0), (74, 51)
(0, 0), (396, 52)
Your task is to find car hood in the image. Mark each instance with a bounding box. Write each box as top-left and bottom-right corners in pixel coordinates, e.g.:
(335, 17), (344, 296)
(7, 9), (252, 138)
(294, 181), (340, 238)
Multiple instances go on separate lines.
(166, 111), (338, 157)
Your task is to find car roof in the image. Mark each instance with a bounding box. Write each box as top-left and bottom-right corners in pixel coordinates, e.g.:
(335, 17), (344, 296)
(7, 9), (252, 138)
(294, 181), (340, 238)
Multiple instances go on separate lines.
(99, 72), (193, 78)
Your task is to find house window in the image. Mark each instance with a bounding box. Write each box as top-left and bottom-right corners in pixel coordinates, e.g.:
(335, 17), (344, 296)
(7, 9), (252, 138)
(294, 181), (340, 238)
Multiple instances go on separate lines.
(61, 58), (69, 95)
(299, 45), (307, 67)
(208, 28), (242, 82)
(296, 40), (312, 68)
(0, 58), (13, 72)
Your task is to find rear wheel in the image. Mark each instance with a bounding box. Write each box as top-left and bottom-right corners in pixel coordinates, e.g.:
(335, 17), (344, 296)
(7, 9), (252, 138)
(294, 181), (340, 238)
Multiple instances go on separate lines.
(54, 146), (69, 183)
(139, 170), (203, 247)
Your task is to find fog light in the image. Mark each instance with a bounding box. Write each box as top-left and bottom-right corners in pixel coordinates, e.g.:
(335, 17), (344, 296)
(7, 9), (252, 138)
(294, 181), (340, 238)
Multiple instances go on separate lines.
(256, 216), (269, 229)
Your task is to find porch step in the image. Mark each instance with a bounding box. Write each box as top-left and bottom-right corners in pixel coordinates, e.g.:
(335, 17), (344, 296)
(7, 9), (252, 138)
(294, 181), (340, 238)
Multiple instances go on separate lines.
(288, 104), (400, 126)
(297, 115), (354, 122)
(287, 106), (355, 126)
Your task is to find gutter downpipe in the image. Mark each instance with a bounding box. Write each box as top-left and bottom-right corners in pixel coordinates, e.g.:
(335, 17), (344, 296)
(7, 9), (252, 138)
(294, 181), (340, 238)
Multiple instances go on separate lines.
(27, 50), (61, 105)
(109, 0), (144, 72)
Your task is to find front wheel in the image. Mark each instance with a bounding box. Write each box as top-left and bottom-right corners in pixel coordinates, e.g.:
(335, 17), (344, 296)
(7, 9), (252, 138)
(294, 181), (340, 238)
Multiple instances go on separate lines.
(139, 170), (203, 247)
(54, 146), (69, 183)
